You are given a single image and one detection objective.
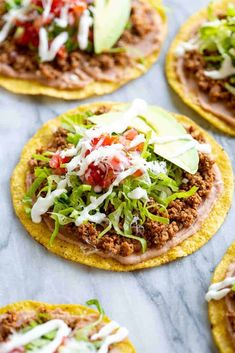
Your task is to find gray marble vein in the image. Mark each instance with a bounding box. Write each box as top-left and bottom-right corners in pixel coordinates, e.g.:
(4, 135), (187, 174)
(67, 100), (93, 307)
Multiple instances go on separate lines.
(0, 0), (235, 352)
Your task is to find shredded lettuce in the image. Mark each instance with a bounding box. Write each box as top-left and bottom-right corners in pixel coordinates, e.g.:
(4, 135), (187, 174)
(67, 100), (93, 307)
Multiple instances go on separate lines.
(74, 299), (105, 343)
(225, 82), (235, 95)
(163, 186), (198, 206)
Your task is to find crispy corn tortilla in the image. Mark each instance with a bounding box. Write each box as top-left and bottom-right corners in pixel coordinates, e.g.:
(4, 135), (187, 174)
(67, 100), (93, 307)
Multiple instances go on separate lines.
(208, 242), (235, 353)
(11, 102), (234, 271)
(166, 0), (235, 136)
(0, 300), (136, 353)
(0, 0), (167, 100)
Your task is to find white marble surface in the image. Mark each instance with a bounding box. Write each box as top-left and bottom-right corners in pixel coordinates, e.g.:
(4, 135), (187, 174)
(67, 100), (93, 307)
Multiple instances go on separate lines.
(0, 0), (235, 352)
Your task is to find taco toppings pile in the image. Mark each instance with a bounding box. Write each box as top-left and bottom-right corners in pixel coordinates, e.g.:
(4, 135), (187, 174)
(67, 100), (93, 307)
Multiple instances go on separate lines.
(0, 0), (164, 91)
(20, 99), (224, 266)
(0, 300), (131, 353)
(168, 1), (235, 131)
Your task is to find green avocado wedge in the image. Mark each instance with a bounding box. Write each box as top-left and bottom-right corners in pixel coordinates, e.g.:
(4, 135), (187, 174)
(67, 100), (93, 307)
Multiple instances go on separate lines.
(89, 105), (199, 175)
(94, 0), (131, 54)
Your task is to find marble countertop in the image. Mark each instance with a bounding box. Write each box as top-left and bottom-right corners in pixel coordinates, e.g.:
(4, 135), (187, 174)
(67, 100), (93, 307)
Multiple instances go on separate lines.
(0, 0), (235, 352)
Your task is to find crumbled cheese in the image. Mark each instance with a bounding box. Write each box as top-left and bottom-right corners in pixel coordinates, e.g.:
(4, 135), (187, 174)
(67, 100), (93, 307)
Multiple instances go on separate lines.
(127, 187), (149, 201)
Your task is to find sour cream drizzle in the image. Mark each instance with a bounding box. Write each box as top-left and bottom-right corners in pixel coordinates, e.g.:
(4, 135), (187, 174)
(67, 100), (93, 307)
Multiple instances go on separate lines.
(0, 319), (70, 353)
(97, 327), (129, 353)
(42, 0), (53, 20)
(0, 319), (128, 353)
(78, 9), (93, 50)
(204, 54), (235, 79)
(205, 276), (235, 301)
(31, 179), (67, 223)
(39, 28), (68, 62)
(55, 4), (70, 28)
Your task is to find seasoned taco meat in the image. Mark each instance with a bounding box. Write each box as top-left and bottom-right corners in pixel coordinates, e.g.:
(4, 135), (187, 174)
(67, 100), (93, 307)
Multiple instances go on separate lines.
(0, 0), (163, 90)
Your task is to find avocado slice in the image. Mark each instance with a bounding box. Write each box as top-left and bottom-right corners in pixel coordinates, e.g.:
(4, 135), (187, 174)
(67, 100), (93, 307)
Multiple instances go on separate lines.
(89, 105), (199, 174)
(94, 0), (131, 54)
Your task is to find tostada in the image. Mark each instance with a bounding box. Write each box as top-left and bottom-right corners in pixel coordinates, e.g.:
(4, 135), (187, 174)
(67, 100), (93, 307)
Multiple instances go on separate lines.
(206, 241), (235, 353)
(0, 300), (135, 353)
(166, 0), (235, 135)
(0, 0), (166, 99)
(11, 99), (233, 271)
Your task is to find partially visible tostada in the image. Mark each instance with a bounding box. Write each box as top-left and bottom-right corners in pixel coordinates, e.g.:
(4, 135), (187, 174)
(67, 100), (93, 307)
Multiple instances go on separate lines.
(0, 0), (166, 99)
(11, 99), (233, 271)
(166, 0), (235, 135)
(206, 242), (235, 353)
(0, 299), (135, 353)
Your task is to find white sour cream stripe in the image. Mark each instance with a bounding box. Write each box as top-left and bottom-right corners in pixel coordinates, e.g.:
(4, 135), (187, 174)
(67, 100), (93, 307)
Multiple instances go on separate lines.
(97, 327), (129, 353)
(91, 321), (120, 340)
(205, 276), (235, 301)
(31, 179), (67, 223)
(39, 28), (68, 62)
(0, 319), (71, 353)
(78, 9), (93, 50)
(55, 4), (70, 28)
(42, 0), (53, 20)
(204, 55), (235, 79)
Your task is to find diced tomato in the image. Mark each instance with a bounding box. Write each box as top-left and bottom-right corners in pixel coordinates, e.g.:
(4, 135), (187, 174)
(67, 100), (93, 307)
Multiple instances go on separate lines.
(129, 142), (144, 153)
(73, 3), (87, 17)
(32, 0), (42, 6)
(110, 156), (121, 170)
(15, 22), (39, 47)
(92, 134), (117, 148)
(49, 154), (70, 175)
(57, 45), (67, 59)
(133, 169), (144, 178)
(85, 163), (107, 187)
(123, 128), (138, 141)
(50, 0), (63, 15)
